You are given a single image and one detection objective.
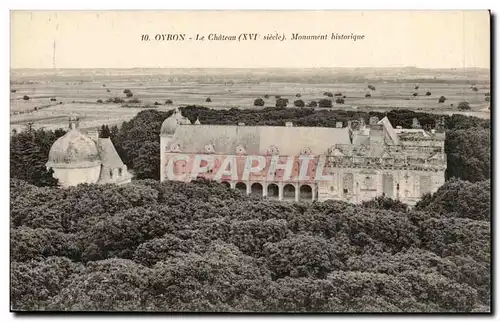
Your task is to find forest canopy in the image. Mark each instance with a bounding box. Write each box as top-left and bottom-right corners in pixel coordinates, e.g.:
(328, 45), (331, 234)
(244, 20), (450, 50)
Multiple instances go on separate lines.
(10, 178), (490, 312)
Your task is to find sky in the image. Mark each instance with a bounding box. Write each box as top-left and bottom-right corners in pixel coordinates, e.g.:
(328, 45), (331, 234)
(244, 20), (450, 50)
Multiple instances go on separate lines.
(10, 10), (490, 69)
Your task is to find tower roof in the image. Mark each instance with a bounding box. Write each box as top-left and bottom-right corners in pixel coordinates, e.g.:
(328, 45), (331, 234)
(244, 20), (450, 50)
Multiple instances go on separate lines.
(46, 129), (100, 168)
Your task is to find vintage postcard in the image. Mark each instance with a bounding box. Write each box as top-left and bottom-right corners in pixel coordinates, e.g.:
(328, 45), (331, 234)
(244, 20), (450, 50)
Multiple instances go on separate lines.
(9, 10), (491, 313)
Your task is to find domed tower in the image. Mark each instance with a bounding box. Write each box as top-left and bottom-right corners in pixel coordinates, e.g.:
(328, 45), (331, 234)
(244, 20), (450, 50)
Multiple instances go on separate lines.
(160, 108), (191, 180)
(46, 117), (102, 187)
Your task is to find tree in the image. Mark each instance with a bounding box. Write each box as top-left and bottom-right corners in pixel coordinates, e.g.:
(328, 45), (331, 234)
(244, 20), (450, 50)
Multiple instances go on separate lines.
(413, 92), (418, 97)
(335, 98), (345, 104)
(165, 99), (173, 105)
(457, 102), (471, 110)
(368, 85), (376, 91)
(323, 92), (333, 97)
(132, 141), (161, 180)
(294, 99), (305, 107)
(275, 98), (288, 108)
(254, 98), (265, 107)
(97, 99), (103, 103)
(296, 93), (301, 97)
(318, 99), (332, 108)
(365, 93), (371, 98)
(308, 101), (318, 107)
(23, 95), (30, 100)
(10, 129), (62, 187)
(426, 92), (432, 96)
(123, 89), (131, 94)
(438, 96), (446, 103)
(100, 125), (111, 138)
(206, 97), (212, 103)
(126, 92), (134, 98)
(415, 178), (490, 221)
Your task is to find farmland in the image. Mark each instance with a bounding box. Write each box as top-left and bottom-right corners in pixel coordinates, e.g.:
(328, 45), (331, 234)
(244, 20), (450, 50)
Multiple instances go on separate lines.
(10, 68), (490, 133)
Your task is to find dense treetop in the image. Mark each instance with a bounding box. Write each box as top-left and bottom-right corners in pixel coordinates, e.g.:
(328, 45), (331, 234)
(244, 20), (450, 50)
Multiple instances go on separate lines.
(10, 178), (490, 312)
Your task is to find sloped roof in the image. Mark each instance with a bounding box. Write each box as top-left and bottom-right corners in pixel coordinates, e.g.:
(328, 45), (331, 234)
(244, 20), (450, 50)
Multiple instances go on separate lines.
(168, 124), (352, 155)
(378, 117), (400, 145)
(97, 138), (125, 168)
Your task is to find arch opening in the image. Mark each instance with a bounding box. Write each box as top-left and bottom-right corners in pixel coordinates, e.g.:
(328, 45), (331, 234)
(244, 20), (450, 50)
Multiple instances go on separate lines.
(251, 182), (264, 196)
(283, 184), (296, 201)
(235, 182), (247, 193)
(299, 185), (313, 201)
(267, 183), (279, 199)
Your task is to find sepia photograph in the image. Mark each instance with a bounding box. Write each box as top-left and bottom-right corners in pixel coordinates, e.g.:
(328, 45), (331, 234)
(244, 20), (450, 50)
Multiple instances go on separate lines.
(9, 10), (492, 313)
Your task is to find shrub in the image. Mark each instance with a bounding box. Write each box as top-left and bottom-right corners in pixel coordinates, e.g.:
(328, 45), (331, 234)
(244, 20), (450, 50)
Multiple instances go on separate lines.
(365, 93), (371, 98)
(126, 92), (134, 98)
(368, 85), (376, 91)
(457, 102), (471, 110)
(23, 95), (30, 100)
(426, 92), (432, 96)
(415, 85), (419, 90)
(296, 93), (301, 97)
(472, 87), (478, 92)
(106, 97), (125, 104)
(335, 98), (345, 104)
(106, 89), (111, 93)
(334, 92), (343, 97)
(294, 100), (305, 107)
(308, 101), (318, 107)
(264, 94), (270, 99)
(485, 97), (490, 102)
(165, 99), (173, 105)
(485, 92), (490, 97)
(11, 89), (16, 93)
(206, 97), (212, 103)
(123, 89), (131, 94)
(438, 96), (446, 103)
(96, 99), (103, 103)
(154, 101), (161, 105)
(50, 98), (57, 101)
(276, 98), (288, 108)
(323, 92), (333, 97)
(254, 98), (265, 107)
(413, 92), (418, 97)
(318, 99), (333, 108)
(128, 98), (142, 104)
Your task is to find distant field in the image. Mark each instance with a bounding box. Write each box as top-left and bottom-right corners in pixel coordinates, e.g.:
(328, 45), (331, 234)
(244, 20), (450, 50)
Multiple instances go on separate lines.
(10, 68), (491, 132)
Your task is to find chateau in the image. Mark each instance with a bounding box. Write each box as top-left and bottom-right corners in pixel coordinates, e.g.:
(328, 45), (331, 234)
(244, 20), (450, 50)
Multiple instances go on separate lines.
(160, 108), (447, 205)
(46, 117), (132, 187)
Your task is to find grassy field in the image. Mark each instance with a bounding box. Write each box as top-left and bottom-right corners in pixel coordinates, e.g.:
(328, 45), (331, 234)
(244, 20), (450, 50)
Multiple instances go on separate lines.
(10, 68), (490, 133)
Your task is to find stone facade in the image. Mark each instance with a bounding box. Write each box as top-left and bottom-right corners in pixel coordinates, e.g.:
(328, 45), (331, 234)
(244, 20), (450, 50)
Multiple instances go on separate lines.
(160, 110), (446, 205)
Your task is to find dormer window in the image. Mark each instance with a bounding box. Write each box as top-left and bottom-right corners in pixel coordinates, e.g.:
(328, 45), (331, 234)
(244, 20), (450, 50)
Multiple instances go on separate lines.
(267, 145), (279, 156)
(236, 145), (247, 155)
(300, 147), (312, 155)
(205, 144), (215, 154)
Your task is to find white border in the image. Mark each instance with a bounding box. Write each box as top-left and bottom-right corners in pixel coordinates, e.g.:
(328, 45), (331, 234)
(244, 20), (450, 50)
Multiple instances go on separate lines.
(2, 1), (498, 321)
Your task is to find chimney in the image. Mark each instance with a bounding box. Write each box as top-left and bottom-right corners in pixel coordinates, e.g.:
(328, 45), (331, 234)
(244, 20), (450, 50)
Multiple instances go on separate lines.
(336, 121), (343, 128)
(285, 122), (294, 127)
(369, 116), (379, 126)
(87, 129), (99, 142)
(68, 116), (80, 130)
(238, 122), (245, 126)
